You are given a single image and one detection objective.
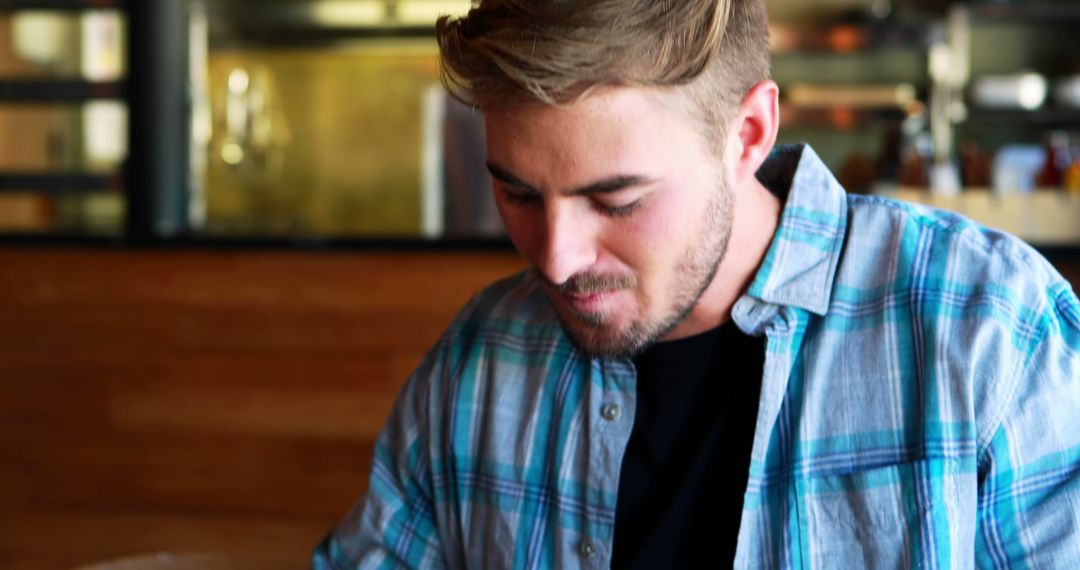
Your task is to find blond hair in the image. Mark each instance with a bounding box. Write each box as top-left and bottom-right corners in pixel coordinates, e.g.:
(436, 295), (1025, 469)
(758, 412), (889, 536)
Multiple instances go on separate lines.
(436, 0), (771, 141)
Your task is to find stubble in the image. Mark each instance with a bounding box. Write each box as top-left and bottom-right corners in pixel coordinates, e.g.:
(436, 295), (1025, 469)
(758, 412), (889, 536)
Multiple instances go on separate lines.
(554, 169), (735, 359)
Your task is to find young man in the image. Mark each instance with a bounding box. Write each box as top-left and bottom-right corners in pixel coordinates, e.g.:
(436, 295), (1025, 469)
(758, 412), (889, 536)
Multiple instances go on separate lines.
(314, 1), (1080, 568)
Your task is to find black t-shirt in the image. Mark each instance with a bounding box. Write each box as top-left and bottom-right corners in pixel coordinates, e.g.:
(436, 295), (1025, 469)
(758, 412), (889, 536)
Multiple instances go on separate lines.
(612, 320), (765, 569)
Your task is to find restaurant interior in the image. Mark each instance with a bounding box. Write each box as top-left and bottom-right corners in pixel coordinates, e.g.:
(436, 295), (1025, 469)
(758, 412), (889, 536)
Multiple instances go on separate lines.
(2, 0), (1079, 567)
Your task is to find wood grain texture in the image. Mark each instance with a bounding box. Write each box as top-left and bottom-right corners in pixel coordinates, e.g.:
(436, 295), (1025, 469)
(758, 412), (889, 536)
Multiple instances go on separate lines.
(0, 248), (524, 569)
(0, 247), (1077, 568)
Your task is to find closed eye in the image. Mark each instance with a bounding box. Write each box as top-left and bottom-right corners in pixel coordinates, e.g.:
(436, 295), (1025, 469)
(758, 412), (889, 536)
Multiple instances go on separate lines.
(500, 185), (542, 205)
(501, 184), (644, 217)
(593, 199), (641, 218)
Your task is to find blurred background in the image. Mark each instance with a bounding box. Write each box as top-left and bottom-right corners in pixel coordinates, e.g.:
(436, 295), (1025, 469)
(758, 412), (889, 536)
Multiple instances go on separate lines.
(0, 0), (1078, 568)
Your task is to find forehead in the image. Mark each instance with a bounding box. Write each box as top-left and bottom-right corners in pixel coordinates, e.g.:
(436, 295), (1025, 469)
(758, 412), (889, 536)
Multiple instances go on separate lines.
(483, 87), (705, 183)
(485, 87), (687, 140)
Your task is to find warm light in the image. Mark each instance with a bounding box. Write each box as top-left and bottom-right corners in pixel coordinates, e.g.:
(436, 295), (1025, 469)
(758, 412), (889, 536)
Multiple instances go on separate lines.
(828, 25), (864, 53)
(80, 11), (124, 81)
(221, 142), (245, 166)
(83, 102), (128, 168)
(11, 11), (71, 66)
(828, 107), (857, 130)
(894, 84), (917, 107)
(1017, 73), (1048, 110)
(768, 24), (797, 53)
(228, 68), (249, 94)
(311, 0), (385, 26)
(396, 0), (472, 25)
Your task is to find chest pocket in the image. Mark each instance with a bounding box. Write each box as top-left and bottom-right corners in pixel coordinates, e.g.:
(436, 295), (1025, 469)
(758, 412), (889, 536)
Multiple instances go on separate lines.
(795, 458), (974, 570)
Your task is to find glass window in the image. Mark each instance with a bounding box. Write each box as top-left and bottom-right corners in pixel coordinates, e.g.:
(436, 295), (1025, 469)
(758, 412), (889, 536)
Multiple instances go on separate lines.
(0, 9), (125, 236)
(189, 0), (500, 239)
(197, 41), (445, 236)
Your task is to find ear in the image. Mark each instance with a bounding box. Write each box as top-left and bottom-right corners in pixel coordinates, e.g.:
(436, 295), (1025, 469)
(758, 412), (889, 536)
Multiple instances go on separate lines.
(726, 80), (779, 185)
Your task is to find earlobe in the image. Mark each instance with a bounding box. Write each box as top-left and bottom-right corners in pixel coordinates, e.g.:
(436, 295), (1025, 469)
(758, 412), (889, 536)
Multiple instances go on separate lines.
(731, 80), (780, 182)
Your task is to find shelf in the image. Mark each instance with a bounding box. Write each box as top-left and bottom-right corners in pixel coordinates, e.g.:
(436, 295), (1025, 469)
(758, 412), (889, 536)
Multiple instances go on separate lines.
(0, 80), (125, 103)
(0, 173), (121, 193)
(0, 0), (125, 9)
(962, 108), (1080, 127)
(770, 21), (933, 54)
(208, 26), (437, 48)
(205, 0), (449, 46)
(969, 2), (1080, 23)
(780, 104), (912, 129)
(876, 187), (1080, 246)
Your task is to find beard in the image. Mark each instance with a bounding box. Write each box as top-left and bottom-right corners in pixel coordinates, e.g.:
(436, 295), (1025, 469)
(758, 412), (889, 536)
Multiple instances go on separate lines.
(545, 169), (735, 360)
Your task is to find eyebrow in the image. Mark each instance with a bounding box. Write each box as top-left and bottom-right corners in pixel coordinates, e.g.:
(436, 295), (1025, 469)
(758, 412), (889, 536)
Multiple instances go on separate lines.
(486, 162), (654, 197)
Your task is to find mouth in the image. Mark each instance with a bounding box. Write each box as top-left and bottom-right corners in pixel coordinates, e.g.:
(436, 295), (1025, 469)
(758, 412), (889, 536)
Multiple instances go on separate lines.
(560, 290), (617, 315)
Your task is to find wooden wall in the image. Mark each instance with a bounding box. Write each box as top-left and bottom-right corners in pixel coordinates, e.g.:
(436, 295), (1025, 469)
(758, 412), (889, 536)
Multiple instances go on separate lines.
(0, 248), (524, 569)
(0, 247), (1077, 569)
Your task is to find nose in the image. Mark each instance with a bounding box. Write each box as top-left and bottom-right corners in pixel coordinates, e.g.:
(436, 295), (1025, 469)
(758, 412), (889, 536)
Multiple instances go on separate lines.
(536, 202), (596, 286)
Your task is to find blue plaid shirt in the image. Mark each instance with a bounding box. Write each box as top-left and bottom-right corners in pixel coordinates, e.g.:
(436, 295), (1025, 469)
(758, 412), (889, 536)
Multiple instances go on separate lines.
(313, 145), (1080, 569)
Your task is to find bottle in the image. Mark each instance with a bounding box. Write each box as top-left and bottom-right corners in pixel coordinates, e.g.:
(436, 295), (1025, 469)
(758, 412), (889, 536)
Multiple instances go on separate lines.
(898, 132), (931, 188)
(1065, 132), (1080, 194)
(960, 141), (992, 188)
(1035, 131), (1069, 189)
(1065, 160), (1080, 194)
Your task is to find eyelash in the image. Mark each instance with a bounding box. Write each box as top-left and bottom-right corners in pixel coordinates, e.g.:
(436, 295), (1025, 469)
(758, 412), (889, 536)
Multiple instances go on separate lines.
(500, 188), (641, 218)
(501, 189), (541, 205)
(594, 201), (641, 218)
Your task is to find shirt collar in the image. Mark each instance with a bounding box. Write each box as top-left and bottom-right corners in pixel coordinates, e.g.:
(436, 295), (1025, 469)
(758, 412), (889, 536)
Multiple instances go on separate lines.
(744, 144), (848, 317)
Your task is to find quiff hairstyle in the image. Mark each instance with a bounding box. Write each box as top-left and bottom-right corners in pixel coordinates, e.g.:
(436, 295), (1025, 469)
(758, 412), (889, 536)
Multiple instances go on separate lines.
(435, 0), (771, 146)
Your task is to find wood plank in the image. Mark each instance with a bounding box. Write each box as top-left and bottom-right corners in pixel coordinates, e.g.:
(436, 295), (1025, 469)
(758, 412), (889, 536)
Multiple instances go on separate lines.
(0, 509), (331, 570)
(0, 248), (523, 568)
(0, 246), (1075, 569)
(107, 383), (398, 438)
(3, 425), (370, 513)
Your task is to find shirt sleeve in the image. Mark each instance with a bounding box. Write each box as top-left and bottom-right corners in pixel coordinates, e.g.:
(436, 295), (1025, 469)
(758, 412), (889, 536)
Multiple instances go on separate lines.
(311, 338), (451, 570)
(975, 282), (1080, 568)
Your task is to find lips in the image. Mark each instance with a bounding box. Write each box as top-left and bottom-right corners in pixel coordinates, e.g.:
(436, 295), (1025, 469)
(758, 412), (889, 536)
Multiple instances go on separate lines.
(561, 290), (615, 314)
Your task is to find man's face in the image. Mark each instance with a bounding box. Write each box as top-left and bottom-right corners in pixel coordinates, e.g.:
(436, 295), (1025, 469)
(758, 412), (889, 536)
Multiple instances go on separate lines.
(484, 87), (735, 358)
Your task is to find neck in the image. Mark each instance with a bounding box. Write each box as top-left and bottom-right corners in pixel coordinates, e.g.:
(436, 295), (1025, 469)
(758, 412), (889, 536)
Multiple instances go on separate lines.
(662, 177), (782, 340)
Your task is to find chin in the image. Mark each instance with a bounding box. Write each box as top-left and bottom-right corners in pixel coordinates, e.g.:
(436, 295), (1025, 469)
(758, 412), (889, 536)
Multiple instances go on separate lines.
(559, 314), (654, 360)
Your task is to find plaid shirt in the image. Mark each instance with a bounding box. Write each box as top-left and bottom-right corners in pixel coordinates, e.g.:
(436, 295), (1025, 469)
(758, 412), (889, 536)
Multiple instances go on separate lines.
(313, 145), (1080, 569)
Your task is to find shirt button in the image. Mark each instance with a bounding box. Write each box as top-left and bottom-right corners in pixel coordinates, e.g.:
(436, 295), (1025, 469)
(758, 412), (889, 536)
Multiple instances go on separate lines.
(579, 540), (597, 558)
(600, 403), (621, 422)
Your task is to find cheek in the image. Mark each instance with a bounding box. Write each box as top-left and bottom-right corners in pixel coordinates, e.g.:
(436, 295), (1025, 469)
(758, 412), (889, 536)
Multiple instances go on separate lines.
(595, 228), (663, 297)
(604, 197), (689, 269)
